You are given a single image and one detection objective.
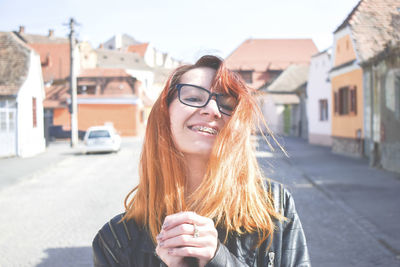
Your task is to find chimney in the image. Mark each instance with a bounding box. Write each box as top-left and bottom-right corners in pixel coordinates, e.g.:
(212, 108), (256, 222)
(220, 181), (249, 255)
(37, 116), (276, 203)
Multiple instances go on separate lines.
(48, 29), (54, 37)
(19, 26), (25, 34)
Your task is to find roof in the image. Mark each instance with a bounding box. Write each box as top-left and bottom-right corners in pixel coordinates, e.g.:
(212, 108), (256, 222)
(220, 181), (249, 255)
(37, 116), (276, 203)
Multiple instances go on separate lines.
(79, 68), (131, 78)
(15, 32), (69, 44)
(96, 49), (151, 70)
(29, 43), (70, 81)
(0, 32), (32, 95)
(225, 39), (318, 71)
(43, 80), (70, 108)
(311, 47), (331, 58)
(263, 64), (310, 92)
(334, 1), (363, 33)
(127, 43), (149, 57)
(102, 34), (141, 48)
(269, 94), (300, 105)
(335, 0), (400, 61)
(44, 69), (138, 108)
(14, 31), (71, 82)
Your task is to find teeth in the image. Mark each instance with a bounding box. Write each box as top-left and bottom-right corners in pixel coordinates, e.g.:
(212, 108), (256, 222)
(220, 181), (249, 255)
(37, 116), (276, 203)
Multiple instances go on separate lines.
(192, 125), (218, 135)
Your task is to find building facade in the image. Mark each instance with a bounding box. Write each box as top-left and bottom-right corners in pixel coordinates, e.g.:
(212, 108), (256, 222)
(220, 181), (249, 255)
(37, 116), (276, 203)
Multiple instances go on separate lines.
(0, 32), (45, 157)
(306, 50), (332, 146)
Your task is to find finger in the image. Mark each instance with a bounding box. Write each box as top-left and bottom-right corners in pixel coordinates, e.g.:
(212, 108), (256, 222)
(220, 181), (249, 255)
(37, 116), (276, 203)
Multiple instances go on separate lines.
(158, 234), (212, 249)
(157, 223), (196, 241)
(162, 211), (213, 230)
(167, 246), (216, 260)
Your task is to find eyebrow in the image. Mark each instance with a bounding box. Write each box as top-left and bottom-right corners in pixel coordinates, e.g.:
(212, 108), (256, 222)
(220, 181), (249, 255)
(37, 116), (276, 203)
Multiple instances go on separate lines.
(180, 83), (229, 95)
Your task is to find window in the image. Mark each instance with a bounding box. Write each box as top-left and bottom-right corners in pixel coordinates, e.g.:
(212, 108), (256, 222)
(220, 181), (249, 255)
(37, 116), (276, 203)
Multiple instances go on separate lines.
(319, 99), (328, 121)
(238, 71), (253, 84)
(32, 97), (37, 128)
(78, 85), (96, 95)
(334, 86), (357, 116)
(0, 111), (6, 131)
(339, 86), (349, 115)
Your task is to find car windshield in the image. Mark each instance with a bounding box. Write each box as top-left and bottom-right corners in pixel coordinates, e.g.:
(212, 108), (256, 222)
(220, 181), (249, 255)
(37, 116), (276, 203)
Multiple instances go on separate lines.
(88, 130), (111, 139)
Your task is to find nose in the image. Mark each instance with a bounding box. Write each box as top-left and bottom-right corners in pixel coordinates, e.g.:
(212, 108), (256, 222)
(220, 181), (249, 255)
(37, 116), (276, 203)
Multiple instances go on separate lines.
(199, 98), (222, 119)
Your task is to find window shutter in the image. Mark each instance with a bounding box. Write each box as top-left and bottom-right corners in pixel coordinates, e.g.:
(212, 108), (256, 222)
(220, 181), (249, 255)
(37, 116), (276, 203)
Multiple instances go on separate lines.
(334, 92), (338, 114)
(32, 97), (37, 128)
(350, 86), (357, 114)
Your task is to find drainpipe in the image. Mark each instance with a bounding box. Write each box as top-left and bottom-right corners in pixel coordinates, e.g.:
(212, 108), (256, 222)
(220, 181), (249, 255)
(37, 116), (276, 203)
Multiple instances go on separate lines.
(370, 64), (377, 166)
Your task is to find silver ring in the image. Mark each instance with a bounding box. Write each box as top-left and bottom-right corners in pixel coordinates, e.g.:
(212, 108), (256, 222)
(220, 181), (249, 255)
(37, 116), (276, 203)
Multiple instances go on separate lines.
(193, 224), (199, 238)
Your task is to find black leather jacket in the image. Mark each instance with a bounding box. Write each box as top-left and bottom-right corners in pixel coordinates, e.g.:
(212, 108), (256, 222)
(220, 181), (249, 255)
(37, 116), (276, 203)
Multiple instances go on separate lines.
(92, 182), (311, 266)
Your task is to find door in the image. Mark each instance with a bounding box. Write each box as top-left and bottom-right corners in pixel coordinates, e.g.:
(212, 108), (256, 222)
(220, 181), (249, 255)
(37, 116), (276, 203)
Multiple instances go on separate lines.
(0, 102), (17, 157)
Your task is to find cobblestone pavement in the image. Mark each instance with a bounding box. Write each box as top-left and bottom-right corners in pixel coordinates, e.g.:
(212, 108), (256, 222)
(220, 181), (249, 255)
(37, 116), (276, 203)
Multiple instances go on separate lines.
(257, 136), (400, 267)
(0, 138), (142, 267)
(0, 136), (399, 266)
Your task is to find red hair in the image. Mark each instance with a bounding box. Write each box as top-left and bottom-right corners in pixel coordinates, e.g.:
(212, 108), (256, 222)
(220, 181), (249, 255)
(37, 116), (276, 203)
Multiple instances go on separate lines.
(123, 55), (284, 246)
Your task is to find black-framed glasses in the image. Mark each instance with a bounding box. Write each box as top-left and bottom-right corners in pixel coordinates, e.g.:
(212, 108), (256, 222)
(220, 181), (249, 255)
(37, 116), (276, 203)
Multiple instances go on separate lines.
(176, 84), (237, 116)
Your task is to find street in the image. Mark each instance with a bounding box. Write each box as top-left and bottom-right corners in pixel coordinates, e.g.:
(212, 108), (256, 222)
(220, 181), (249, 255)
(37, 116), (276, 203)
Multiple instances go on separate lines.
(0, 137), (399, 266)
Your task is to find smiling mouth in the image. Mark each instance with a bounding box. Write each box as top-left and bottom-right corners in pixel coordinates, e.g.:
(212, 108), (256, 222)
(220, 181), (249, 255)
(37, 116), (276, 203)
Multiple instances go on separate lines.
(189, 125), (218, 135)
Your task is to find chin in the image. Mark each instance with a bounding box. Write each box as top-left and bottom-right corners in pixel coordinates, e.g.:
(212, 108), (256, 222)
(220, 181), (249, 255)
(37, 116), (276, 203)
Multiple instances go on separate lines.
(181, 147), (213, 159)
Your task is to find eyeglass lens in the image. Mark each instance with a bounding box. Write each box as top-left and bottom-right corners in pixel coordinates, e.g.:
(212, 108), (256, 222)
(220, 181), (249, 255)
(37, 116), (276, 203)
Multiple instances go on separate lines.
(178, 84), (236, 115)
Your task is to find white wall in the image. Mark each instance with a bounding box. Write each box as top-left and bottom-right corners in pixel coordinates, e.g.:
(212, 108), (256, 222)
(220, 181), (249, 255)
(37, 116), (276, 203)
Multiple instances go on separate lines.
(306, 51), (332, 145)
(125, 69), (155, 96)
(258, 95), (283, 135)
(144, 44), (155, 67)
(17, 51), (46, 157)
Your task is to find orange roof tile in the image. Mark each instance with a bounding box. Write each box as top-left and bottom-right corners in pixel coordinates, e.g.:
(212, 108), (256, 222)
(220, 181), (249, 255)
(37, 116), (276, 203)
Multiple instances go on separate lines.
(79, 68), (131, 78)
(127, 43), (149, 57)
(225, 39), (318, 71)
(28, 43), (70, 81)
(43, 80), (70, 108)
(335, 0), (400, 62)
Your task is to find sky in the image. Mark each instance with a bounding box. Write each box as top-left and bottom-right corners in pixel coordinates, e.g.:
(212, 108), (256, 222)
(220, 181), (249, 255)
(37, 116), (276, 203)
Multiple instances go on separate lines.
(0, 0), (361, 63)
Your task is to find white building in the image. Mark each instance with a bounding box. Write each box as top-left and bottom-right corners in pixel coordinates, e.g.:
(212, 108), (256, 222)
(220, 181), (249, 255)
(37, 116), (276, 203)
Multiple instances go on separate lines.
(258, 64), (309, 138)
(306, 49), (332, 146)
(0, 32), (46, 157)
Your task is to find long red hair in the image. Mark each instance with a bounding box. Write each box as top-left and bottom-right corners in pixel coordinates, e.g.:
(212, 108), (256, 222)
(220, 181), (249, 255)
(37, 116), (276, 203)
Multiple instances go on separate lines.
(123, 55), (284, 246)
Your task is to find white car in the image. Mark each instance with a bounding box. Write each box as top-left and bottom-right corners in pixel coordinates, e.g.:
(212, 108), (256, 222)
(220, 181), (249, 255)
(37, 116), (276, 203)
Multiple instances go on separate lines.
(83, 126), (121, 154)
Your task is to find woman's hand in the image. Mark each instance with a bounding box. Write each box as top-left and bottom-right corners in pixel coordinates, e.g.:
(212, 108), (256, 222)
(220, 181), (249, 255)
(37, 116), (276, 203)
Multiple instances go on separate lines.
(155, 211), (218, 267)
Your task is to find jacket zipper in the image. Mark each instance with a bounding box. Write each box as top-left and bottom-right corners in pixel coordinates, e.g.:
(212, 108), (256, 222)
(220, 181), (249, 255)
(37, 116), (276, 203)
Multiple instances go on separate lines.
(268, 251), (275, 267)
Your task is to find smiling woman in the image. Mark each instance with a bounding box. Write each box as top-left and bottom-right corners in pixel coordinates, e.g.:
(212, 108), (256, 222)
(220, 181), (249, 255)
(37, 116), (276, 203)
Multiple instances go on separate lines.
(92, 55), (310, 267)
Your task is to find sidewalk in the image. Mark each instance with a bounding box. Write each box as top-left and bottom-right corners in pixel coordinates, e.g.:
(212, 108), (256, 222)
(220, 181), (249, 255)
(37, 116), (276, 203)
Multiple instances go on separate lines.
(0, 137), (143, 192)
(0, 141), (75, 191)
(277, 137), (400, 259)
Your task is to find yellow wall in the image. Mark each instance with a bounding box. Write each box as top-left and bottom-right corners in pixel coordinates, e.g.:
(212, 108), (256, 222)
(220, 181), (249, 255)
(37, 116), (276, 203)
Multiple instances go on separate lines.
(331, 68), (364, 138)
(334, 35), (357, 67)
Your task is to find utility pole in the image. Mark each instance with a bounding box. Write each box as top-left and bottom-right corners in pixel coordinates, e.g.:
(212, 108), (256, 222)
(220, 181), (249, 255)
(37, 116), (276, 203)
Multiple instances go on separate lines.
(69, 18), (78, 147)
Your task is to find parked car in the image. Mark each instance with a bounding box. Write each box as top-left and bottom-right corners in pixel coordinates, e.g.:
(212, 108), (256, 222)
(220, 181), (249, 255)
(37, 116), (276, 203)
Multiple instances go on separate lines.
(83, 126), (121, 154)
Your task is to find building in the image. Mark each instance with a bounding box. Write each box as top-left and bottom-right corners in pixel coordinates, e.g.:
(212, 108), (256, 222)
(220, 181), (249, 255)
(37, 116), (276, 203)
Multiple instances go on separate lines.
(306, 49), (332, 146)
(14, 26), (79, 83)
(45, 68), (146, 137)
(225, 39), (318, 89)
(330, 0), (399, 159)
(329, 3), (365, 157)
(354, 0), (400, 173)
(259, 65), (310, 138)
(0, 32), (45, 157)
(102, 34), (181, 68)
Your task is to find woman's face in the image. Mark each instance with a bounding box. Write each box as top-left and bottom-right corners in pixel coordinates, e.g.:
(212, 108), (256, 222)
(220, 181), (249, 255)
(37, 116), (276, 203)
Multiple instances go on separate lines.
(169, 67), (231, 159)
